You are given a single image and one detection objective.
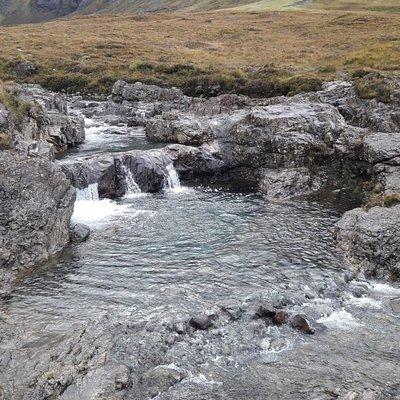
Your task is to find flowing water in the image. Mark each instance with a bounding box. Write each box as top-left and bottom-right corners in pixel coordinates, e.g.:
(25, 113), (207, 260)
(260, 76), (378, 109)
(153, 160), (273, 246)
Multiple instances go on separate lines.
(2, 109), (400, 398)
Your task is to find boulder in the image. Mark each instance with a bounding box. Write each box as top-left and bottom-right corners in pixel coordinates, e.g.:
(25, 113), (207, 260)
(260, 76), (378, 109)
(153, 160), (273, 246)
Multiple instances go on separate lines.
(335, 205), (400, 280)
(0, 151), (75, 293)
(188, 314), (214, 330)
(290, 314), (315, 334)
(12, 61), (37, 77)
(70, 223), (90, 243)
(362, 132), (400, 164)
(146, 111), (213, 145)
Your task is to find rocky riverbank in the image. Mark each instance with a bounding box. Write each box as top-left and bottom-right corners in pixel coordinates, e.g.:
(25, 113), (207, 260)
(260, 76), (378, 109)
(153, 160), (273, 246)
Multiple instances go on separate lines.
(0, 83), (85, 294)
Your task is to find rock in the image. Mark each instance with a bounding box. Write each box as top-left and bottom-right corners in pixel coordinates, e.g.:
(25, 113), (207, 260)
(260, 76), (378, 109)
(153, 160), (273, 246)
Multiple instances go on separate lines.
(60, 149), (174, 197)
(188, 314), (214, 330)
(273, 310), (289, 325)
(254, 304), (276, 319)
(146, 111), (213, 145)
(0, 151), (75, 293)
(70, 223), (90, 243)
(259, 167), (320, 200)
(259, 338), (271, 351)
(112, 80), (188, 104)
(335, 205), (400, 280)
(141, 366), (185, 398)
(389, 297), (400, 314)
(290, 314), (315, 334)
(12, 61), (37, 77)
(189, 93), (253, 116)
(362, 132), (400, 164)
(344, 270), (356, 283)
(348, 282), (370, 298)
(220, 303), (243, 321)
(165, 143), (225, 179)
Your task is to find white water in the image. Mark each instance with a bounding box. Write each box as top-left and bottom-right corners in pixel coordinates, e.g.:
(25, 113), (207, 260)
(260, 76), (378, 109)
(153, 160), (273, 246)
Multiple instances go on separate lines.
(76, 183), (99, 201)
(164, 164), (182, 191)
(72, 183), (128, 226)
(317, 310), (361, 330)
(122, 165), (142, 197)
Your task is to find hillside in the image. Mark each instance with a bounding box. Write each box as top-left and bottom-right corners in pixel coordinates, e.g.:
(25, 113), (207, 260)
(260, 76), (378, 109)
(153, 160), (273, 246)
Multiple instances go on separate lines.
(1, 0), (399, 25)
(0, 9), (399, 97)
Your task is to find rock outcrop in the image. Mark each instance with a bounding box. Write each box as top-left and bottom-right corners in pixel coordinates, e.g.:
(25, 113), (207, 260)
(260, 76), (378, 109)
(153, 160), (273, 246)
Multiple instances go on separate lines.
(0, 151), (75, 293)
(0, 84), (84, 293)
(60, 149), (175, 197)
(335, 205), (400, 280)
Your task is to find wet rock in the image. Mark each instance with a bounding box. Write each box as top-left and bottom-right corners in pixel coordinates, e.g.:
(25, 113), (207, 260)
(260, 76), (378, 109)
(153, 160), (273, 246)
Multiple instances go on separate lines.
(273, 310), (289, 325)
(344, 270), (356, 283)
(60, 149), (174, 197)
(254, 304), (276, 320)
(290, 314), (315, 334)
(220, 303), (243, 321)
(141, 366), (185, 398)
(335, 205), (400, 280)
(12, 61), (37, 77)
(70, 223), (90, 243)
(188, 314), (214, 330)
(259, 338), (271, 351)
(348, 282), (370, 298)
(0, 151), (75, 294)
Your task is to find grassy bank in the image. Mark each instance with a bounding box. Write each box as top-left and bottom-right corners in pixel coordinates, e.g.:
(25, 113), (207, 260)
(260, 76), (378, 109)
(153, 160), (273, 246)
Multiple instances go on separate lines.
(0, 10), (399, 96)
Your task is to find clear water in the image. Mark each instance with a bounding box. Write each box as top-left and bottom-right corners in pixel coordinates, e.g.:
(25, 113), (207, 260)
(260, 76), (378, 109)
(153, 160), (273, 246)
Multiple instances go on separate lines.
(4, 188), (345, 328)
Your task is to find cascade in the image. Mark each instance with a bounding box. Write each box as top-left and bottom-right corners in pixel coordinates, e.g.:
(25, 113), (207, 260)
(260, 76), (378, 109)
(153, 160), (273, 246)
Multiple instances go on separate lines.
(164, 164), (181, 190)
(76, 183), (99, 201)
(122, 165), (142, 196)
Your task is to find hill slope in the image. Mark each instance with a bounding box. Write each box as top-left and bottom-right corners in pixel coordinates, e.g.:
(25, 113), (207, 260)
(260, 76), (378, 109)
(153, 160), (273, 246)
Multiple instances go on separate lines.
(1, 0), (399, 25)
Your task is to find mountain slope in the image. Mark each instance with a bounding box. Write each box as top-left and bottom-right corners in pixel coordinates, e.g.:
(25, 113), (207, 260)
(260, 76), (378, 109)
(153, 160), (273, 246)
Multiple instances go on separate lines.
(1, 0), (399, 25)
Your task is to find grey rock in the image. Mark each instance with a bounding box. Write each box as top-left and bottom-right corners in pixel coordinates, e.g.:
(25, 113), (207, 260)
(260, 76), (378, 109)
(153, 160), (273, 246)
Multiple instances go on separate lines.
(146, 111), (213, 145)
(0, 151), (75, 294)
(141, 365), (185, 398)
(70, 223), (90, 243)
(362, 132), (400, 164)
(259, 167), (319, 200)
(335, 205), (400, 279)
(12, 61), (37, 77)
(188, 314), (214, 330)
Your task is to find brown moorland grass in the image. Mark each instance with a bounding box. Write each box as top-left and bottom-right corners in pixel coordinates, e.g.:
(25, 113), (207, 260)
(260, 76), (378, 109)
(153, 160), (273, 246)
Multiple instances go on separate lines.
(0, 10), (399, 96)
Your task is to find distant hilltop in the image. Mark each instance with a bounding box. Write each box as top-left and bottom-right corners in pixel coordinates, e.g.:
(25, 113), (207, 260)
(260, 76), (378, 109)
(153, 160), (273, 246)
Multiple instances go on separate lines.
(1, 0), (399, 25)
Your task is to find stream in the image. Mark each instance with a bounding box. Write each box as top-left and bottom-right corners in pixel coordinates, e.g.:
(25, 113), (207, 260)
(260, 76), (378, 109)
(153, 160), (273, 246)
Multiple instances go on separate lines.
(2, 113), (400, 399)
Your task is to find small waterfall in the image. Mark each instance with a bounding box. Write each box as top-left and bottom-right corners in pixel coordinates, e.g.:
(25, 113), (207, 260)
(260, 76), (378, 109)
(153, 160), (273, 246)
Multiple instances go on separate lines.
(76, 183), (99, 201)
(122, 165), (142, 196)
(164, 164), (181, 190)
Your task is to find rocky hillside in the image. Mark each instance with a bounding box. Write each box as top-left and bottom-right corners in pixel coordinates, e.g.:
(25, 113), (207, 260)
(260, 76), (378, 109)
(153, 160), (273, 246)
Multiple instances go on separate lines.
(1, 0), (399, 25)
